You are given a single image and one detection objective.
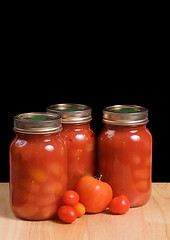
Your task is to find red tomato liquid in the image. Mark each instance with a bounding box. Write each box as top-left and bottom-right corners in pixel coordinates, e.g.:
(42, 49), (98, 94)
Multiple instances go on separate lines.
(9, 132), (67, 220)
(98, 124), (152, 207)
(61, 123), (96, 190)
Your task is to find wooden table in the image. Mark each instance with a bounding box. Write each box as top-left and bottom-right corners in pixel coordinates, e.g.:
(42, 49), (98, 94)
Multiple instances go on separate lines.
(0, 183), (170, 240)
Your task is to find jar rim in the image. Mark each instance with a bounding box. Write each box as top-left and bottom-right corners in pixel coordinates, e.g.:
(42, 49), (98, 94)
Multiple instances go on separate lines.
(46, 103), (92, 123)
(103, 105), (148, 125)
(14, 112), (62, 134)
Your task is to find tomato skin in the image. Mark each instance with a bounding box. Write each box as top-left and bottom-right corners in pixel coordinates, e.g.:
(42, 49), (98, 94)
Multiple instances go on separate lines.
(58, 205), (77, 223)
(73, 202), (86, 217)
(109, 195), (130, 215)
(62, 190), (79, 206)
(75, 176), (113, 213)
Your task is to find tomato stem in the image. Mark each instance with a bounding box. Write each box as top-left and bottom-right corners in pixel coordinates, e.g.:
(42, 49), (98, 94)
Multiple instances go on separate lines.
(99, 175), (103, 181)
(94, 175), (103, 181)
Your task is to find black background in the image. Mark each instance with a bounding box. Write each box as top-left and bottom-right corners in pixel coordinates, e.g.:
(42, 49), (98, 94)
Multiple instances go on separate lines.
(2, 10), (169, 183)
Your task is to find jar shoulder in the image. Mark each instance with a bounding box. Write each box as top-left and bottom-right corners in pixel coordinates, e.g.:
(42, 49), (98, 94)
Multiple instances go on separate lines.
(61, 125), (95, 140)
(9, 137), (17, 150)
(9, 134), (66, 152)
(98, 126), (152, 142)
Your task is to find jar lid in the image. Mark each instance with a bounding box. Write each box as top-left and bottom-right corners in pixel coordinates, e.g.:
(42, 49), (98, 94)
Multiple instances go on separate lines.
(46, 103), (92, 124)
(103, 105), (148, 125)
(14, 112), (62, 134)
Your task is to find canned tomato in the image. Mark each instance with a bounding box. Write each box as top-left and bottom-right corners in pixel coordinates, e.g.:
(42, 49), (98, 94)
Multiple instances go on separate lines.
(98, 105), (152, 207)
(9, 112), (67, 220)
(47, 104), (96, 190)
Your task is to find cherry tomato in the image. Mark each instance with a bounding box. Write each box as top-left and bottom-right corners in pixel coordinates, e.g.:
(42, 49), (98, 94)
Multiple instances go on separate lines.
(109, 195), (130, 215)
(75, 175), (113, 213)
(58, 205), (77, 223)
(73, 202), (86, 217)
(62, 190), (79, 206)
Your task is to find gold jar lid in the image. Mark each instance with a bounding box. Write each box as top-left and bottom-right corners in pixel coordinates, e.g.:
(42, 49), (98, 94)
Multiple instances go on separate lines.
(14, 112), (62, 134)
(46, 103), (92, 124)
(103, 105), (148, 125)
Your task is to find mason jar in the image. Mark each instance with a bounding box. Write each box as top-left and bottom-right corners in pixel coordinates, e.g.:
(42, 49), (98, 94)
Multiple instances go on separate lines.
(98, 105), (152, 207)
(9, 112), (67, 220)
(47, 104), (96, 190)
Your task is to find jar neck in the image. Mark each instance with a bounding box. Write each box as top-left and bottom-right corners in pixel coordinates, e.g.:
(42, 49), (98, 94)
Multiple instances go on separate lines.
(15, 131), (60, 140)
(62, 122), (91, 130)
(103, 123), (147, 130)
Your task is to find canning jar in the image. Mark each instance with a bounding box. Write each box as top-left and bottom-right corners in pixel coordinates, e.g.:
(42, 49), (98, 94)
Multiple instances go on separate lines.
(47, 104), (96, 190)
(9, 112), (67, 220)
(98, 105), (152, 207)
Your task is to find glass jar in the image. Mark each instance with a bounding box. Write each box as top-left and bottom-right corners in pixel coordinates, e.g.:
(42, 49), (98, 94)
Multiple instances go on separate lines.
(47, 104), (96, 190)
(98, 105), (152, 207)
(9, 112), (67, 220)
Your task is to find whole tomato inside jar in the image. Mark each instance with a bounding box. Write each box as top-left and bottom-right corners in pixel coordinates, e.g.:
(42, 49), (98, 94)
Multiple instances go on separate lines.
(47, 104), (96, 190)
(98, 105), (152, 207)
(9, 112), (67, 220)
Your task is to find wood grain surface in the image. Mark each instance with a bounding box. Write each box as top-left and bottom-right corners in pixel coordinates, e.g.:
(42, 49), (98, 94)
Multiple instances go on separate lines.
(0, 183), (170, 240)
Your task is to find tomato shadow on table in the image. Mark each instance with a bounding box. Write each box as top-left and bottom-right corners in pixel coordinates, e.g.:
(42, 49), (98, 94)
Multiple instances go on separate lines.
(51, 218), (69, 225)
(102, 208), (113, 215)
(79, 208), (113, 216)
(82, 209), (113, 216)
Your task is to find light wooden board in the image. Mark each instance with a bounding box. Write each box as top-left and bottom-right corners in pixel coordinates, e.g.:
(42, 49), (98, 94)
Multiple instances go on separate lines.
(0, 183), (170, 240)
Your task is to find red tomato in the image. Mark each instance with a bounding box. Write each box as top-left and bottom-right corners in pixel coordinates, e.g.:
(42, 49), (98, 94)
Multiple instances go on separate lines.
(109, 195), (130, 215)
(62, 190), (79, 206)
(75, 175), (113, 213)
(58, 205), (77, 224)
